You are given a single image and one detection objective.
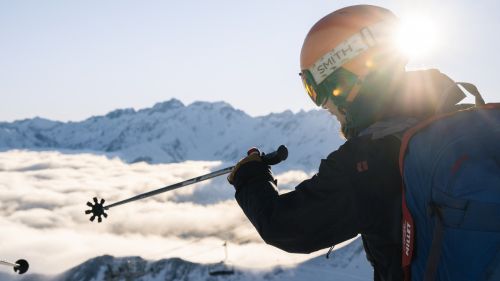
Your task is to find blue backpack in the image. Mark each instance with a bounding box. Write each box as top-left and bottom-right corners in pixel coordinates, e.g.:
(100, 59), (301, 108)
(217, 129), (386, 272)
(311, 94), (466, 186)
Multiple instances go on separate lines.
(400, 90), (500, 281)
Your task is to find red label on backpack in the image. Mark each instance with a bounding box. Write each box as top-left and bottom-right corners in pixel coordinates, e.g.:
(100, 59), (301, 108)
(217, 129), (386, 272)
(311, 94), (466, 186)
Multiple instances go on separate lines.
(401, 188), (415, 281)
(402, 198), (414, 265)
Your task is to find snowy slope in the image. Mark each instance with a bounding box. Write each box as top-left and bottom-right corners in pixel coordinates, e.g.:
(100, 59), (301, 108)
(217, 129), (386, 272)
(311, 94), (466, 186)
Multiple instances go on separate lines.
(0, 99), (344, 170)
(3, 238), (371, 281)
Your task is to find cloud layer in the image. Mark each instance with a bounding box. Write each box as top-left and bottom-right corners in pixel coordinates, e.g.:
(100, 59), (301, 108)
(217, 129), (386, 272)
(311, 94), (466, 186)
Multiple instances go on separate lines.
(0, 150), (315, 275)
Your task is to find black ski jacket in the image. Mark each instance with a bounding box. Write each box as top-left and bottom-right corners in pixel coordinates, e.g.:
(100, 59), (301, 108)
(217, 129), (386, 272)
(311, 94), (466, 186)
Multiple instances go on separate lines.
(232, 69), (467, 281)
(233, 133), (403, 281)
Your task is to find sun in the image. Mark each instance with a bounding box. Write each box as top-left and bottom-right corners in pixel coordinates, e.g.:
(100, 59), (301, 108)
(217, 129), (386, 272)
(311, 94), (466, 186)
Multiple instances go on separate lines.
(395, 16), (439, 59)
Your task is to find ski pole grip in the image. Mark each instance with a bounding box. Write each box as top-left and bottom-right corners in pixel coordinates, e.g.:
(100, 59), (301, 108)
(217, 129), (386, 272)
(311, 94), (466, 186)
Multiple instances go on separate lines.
(261, 145), (288, 166)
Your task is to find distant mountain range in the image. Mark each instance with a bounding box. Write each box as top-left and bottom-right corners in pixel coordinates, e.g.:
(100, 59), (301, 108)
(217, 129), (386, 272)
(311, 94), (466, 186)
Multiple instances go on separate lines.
(0, 99), (345, 170)
(1, 237), (371, 281)
(0, 101), (367, 281)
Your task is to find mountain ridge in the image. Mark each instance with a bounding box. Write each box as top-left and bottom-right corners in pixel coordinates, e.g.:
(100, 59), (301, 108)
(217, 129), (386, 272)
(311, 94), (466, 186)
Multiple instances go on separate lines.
(1, 237), (371, 281)
(0, 99), (344, 170)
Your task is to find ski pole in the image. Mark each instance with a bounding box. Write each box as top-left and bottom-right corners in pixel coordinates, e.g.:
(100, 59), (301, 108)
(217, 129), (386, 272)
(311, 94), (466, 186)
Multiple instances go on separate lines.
(85, 145), (288, 223)
(0, 259), (29, 275)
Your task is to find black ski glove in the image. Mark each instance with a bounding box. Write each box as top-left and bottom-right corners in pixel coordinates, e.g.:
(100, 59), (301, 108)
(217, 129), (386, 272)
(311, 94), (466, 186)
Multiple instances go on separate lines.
(227, 149), (262, 185)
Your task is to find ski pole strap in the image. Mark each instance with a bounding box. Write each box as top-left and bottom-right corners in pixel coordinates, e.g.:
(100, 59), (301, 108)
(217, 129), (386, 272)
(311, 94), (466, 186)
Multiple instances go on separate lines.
(326, 245), (335, 259)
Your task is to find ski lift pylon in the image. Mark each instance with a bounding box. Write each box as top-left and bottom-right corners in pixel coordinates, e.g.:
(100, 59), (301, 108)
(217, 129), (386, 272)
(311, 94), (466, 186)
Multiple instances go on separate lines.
(208, 241), (235, 276)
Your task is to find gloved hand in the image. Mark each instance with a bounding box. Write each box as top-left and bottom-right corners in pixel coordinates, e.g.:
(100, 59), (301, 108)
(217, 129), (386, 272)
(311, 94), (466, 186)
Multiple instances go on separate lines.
(227, 148), (262, 185)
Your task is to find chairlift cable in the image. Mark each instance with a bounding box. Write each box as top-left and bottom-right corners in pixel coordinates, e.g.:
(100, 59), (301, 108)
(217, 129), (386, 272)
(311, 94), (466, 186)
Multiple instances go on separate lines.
(152, 223), (252, 258)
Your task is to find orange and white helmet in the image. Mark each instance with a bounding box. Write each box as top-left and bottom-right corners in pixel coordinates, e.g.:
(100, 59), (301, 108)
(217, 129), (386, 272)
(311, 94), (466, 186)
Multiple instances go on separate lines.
(300, 5), (404, 110)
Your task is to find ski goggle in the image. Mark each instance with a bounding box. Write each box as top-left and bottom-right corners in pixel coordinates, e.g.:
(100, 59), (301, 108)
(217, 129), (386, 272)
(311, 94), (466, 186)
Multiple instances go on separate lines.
(300, 67), (360, 108)
(300, 20), (396, 107)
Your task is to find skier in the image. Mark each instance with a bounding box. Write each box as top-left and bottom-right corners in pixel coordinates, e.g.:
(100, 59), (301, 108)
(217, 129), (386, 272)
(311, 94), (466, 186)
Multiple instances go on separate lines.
(228, 5), (481, 281)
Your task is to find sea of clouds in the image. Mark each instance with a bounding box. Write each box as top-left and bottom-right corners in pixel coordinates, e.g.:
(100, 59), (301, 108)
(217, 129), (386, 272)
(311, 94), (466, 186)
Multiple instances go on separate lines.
(0, 150), (318, 275)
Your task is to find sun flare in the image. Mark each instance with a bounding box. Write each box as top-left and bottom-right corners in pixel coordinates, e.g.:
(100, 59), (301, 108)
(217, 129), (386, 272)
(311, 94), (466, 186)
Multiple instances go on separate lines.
(396, 16), (439, 59)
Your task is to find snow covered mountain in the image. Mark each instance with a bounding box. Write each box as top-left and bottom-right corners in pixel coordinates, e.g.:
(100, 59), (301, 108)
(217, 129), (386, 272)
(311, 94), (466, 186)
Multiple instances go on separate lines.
(0, 99), (344, 170)
(0, 100), (362, 281)
(1, 238), (371, 281)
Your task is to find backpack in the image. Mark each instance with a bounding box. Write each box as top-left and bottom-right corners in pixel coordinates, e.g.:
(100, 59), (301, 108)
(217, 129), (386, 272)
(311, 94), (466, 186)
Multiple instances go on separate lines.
(399, 89), (500, 281)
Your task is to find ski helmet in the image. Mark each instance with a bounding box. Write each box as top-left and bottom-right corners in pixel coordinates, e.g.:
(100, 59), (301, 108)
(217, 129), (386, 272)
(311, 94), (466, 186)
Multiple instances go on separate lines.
(300, 5), (404, 111)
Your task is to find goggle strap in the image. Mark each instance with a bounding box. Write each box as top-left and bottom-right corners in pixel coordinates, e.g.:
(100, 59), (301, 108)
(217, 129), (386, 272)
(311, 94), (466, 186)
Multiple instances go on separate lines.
(308, 20), (394, 85)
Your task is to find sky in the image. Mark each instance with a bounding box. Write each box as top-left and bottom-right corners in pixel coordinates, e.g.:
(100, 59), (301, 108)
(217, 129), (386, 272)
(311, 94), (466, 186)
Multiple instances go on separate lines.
(1, 0), (500, 122)
(0, 150), (317, 275)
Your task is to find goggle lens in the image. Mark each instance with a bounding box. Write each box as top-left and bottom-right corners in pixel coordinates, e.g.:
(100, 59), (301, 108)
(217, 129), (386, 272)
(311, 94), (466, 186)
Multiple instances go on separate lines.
(301, 74), (319, 106)
(300, 68), (359, 108)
